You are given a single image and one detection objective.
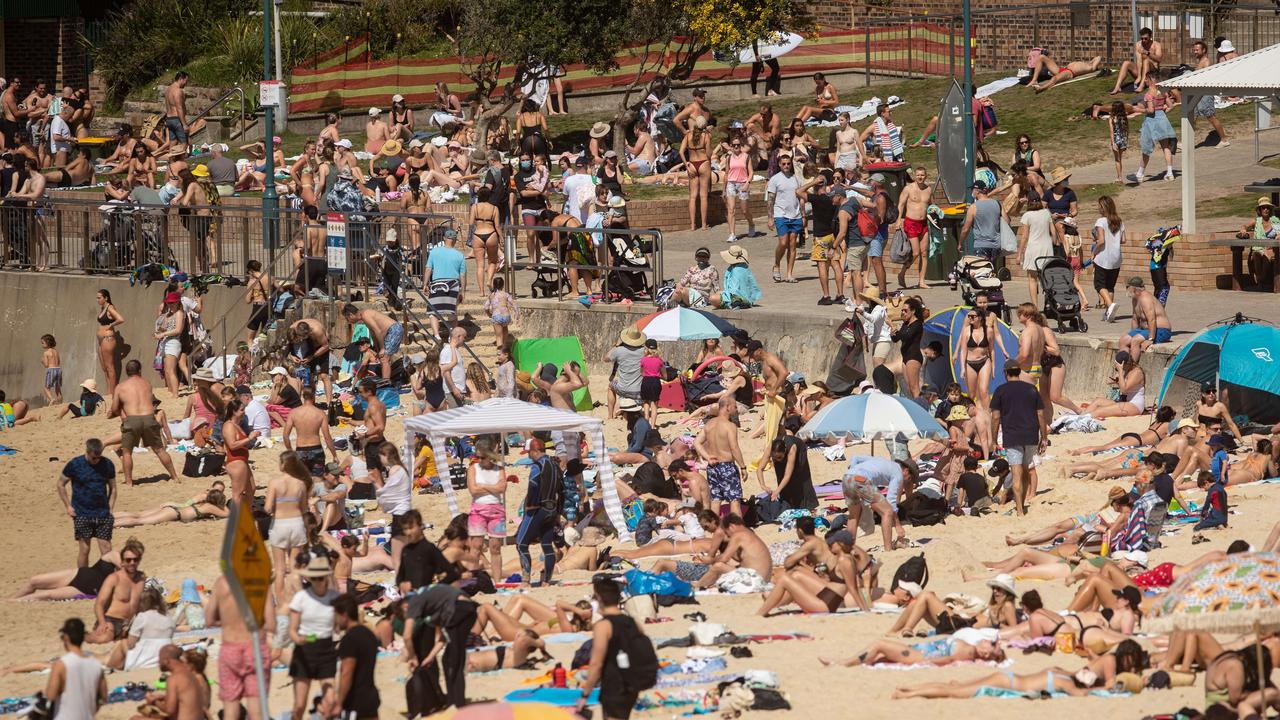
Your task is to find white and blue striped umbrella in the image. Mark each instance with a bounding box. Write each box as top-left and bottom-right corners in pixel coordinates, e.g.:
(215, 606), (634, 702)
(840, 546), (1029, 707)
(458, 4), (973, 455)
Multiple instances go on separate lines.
(798, 391), (948, 442)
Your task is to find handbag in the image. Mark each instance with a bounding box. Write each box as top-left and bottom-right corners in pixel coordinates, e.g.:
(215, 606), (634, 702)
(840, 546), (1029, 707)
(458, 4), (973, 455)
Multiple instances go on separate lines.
(623, 593), (657, 622)
(999, 218), (1018, 255)
(835, 318), (862, 348)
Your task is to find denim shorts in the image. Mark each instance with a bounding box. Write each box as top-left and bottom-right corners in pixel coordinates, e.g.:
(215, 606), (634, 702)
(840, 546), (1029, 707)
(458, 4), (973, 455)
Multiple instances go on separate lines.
(1005, 444), (1039, 466)
(867, 227), (888, 258)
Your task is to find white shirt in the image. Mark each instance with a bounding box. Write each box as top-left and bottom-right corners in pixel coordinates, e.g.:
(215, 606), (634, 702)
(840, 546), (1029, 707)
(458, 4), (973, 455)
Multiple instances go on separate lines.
(129, 610), (175, 641)
(766, 172), (803, 219)
(561, 173), (595, 223)
(50, 116), (72, 153)
(441, 345), (467, 395)
(471, 463), (503, 505)
(289, 587), (339, 639)
(1092, 218), (1124, 270)
(244, 399), (271, 435)
(677, 512), (705, 538)
(52, 651), (102, 720)
(858, 304), (891, 344)
(376, 465), (412, 515)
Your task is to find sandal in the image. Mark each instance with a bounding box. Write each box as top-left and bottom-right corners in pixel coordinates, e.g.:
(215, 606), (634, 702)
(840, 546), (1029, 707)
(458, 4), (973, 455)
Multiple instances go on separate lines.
(772, 269), (782, 282)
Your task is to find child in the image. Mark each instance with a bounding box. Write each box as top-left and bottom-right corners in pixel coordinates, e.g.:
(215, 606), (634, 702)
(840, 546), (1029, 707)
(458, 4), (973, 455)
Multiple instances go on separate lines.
(1192, 469), (1228, 538)
(639, 338), (664, 426)
(57, 379), (104, 419)
(1108, 101), (1128, 184)
(40, 334), (61, 406)
(354, 337), (380, 379)
(413, 435), (442, 492)
(483, 276), (518, 349)
(633, 499), (668, 545)
(232, 341), (253, 387)
(1208, 434), (1230, 485)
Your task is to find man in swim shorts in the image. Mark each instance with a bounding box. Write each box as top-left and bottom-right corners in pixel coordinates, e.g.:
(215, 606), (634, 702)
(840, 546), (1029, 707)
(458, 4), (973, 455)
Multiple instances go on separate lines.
(694, 397), (747, 516)
(1118, 276), (1173, 364)
(110, 360), (180, 485)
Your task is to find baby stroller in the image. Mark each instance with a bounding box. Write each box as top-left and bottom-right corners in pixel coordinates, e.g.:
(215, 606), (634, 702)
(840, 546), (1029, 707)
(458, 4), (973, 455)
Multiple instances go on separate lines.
(530, 246), (569, 298)
(1036, 256), (1088, 333)
(950, 255), (1010, 322)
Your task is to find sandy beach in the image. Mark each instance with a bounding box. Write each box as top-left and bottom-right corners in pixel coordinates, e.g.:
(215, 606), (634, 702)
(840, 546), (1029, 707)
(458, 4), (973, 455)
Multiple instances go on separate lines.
(0, 370), (1269, 719)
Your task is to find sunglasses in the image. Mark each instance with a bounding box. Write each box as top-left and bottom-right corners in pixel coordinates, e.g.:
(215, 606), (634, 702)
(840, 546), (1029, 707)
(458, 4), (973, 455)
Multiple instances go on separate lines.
(1019, 141), (1031, 145)
(731, 144), (742, 148)
(122, 555), (140, 563)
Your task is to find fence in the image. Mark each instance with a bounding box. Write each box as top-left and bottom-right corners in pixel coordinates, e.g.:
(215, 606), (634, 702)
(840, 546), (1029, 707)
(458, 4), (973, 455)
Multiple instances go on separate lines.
(857, 1), (1280, 82)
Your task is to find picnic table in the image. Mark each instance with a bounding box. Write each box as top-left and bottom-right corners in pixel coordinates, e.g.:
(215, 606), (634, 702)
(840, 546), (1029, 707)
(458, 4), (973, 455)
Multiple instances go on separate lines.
(1208, 236), (1280, 292)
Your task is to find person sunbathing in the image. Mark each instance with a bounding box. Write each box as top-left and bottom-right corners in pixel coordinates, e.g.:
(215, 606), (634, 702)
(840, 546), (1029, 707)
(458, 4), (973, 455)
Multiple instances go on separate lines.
(1003, 508), (1120, 547)
(465, 629), (552, 672)
(967, 544), (1116, 583)
(501, 595), (593, 634)
(757, 530), (869, 615)
(820, 633), (1005, 667)
(1157, 630), (1280, 674)
(1226, 440), (1276, 485)
(1068, 420), (1198, 481)
(11, 550), (127, 601)
(1069, 407), (1176, 455)
(892, 667), (1093, 699)
(112, 489), (229, 527)
(1029, 54), (1103, 93)
(611, 509), (723, 562)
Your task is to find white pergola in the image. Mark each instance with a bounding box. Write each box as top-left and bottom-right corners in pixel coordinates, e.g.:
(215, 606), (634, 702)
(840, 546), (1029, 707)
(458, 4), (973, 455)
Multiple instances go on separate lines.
(1161, 43), (1280, 233)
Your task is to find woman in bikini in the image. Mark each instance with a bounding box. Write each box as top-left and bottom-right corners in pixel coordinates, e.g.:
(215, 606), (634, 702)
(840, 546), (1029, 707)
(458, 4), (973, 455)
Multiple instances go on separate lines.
(266, 452), (312, 601)
(1070, 406), (1176, 455)
(1227, 440), (1276, 485)
(891, 667), (1093, 699)
(757, 530), (869, 616)
(113, 489), (229, 527)
(501, 596), (593, 634)
(398, 174), (430, 267)
(221, 400), (259, 508)
(95, 289), (125, 395)
(11, 549), (127, 601)
(1195, 385), (1243, 439)
(389, 97), (414, 141)
(465, 629), (552, 673)
(973, 576), (1020, 629)
(318, 113), (340, 147)
(1017, 304), (1081, 420)
(820, 634), (1005, 668)
(680, 116), (713, 231)
(125, 143), (157, 189)
(515, 98), (550, 159)
(469, 185), (501, 294)
(957, 309), (994, 408)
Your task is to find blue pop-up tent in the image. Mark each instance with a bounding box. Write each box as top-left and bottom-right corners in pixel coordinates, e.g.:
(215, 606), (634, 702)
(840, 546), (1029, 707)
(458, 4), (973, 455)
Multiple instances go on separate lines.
(1157, 320), (1280, 425)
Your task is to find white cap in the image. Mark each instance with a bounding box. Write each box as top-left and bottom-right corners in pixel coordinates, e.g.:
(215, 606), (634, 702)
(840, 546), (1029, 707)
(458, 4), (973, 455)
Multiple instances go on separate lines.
(391, 93), (404, 103)
(897, 581), (923, 597)
(335, 138), (352, 149)
(430, 136), (448, 147)
(268, 366), (289, 377)
(368, 107), (381, 116)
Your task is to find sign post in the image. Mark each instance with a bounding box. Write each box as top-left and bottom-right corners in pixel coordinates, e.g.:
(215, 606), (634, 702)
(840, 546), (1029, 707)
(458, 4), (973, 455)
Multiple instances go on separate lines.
(326, 213), (348, 274)
(220, 501), (272, 720)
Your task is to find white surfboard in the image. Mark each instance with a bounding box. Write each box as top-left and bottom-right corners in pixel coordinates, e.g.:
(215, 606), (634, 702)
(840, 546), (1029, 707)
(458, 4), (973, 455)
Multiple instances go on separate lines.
(737, 32), (804, 64)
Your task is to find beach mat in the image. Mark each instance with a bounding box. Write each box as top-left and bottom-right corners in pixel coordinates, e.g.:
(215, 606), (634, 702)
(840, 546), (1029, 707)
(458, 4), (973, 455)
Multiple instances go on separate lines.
(512, 337), (593, 411)
(505, 687), (600, 706)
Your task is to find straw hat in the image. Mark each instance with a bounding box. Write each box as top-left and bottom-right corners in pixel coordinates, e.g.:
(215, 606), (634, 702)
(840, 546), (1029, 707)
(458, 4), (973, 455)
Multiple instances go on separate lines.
(986, 573), (1017, 596)
(720, 244), (749, 265)
(381, 139), (403, 156)
(1048, 166), (1071, 185)
(191, 164), (209, 178)
(589, 122), (611, 139)
(617, 396), (642, 413)
(80, 378), (98, 393)
(191, 367), (218, 383)
(719, 360), (742, 378)
(945, 405), (970, 423)
(1102, 485), (1128, 509)
(299, 554), (332, 579)
(619, 325), (646, 347)
(515, 370), (534, 393)
(859, 287), (884, 306)
(1258, 196), (1275, 210)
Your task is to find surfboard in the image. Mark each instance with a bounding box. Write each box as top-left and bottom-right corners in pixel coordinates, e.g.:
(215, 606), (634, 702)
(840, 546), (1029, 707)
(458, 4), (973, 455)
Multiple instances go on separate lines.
(736, 33), (804, 64)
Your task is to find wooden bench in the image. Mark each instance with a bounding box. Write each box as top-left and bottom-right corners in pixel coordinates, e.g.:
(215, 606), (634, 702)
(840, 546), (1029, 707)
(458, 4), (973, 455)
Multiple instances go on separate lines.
(1208, 237), (1280, 292)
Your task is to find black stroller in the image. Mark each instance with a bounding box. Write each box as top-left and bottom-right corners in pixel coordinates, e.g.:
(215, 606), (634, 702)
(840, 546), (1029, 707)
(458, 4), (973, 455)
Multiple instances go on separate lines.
(1037, 255), (1088, 333)
(951, 255), (1010, 322)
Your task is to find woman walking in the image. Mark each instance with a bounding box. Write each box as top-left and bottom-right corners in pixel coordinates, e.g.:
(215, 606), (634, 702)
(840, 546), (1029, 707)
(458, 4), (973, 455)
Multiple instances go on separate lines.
(288, 553), (339, 720)
(267, 451), (313, 601)
(154, 292), (186, 398)
(723, 136), (756, 243)
(95, 289), (125, 396)
(892, 297), (926, 398)
(1134, 72), (1177, 183)
(221, 399), (259, 508)
(1091, 196), (1126, 322)
(1016, 195), (1058, 303)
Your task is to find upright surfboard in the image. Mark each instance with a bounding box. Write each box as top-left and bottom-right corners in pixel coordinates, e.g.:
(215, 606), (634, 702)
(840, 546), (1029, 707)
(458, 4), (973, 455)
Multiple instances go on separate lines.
(936, 80), (969, 203)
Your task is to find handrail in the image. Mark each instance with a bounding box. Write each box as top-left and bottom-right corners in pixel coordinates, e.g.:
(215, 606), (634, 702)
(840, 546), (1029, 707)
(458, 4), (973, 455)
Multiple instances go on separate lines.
(201, 230), (297, 380)
(187, 86), (249, 144)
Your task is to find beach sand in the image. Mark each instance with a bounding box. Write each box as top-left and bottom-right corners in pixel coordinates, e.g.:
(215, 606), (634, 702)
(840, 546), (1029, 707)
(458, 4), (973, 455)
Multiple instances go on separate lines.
(0, 373), (1271, 719)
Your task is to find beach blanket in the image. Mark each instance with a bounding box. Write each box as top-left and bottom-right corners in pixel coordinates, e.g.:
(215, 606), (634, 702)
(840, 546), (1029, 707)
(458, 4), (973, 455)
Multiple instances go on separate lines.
(867, 658), (1014, 670)
(505, 687), (600, 707)
(976, 76), (1023, 97)
(0, 444), (16, 455)
(973, 686), (1129, 699)
(804, 96), (906, 128)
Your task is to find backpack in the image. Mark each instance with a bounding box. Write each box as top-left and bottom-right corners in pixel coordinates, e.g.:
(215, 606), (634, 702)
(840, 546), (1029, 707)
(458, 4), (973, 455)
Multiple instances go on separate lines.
(900, 492), (949, 526)
(891, 553), (930, 591)
(877, 192), (899, 225)
(977, 97), (998, 134)
(856, 208), (878, 238)
(607, 614), (659, 693)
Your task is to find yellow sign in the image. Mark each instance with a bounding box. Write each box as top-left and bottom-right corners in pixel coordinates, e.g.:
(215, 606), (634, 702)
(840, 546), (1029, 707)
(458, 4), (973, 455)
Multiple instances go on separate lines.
(220, 501), (272, 629)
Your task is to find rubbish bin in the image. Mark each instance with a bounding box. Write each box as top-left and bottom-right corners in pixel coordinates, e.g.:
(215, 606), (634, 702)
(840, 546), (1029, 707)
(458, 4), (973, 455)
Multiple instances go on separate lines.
(926, 211), (963, 282)
(864, 161), (910, 208)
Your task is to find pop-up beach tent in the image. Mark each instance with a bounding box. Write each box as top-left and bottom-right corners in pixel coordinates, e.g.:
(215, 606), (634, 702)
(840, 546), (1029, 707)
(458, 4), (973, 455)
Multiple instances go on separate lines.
(1157, 320), (1280, 426)
(402, 398), (632, 541)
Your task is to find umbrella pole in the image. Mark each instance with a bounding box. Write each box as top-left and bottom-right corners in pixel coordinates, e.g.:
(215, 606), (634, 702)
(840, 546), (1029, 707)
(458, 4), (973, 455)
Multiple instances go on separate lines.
(1257, 620), (1265, 693)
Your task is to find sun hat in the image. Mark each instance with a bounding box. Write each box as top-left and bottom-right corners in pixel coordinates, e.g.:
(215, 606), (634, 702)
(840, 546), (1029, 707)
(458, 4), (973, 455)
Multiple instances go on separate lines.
(603, 150), (618, 159)
(986, 573), (1017, 596)
(945, 405), (971, 423)
(391, 93), (405, 103)
(191, 164), (209, 178)
(80, 378), (98, 393)
(617, 396), (642, 413)
(798, 385), (823, 399)
(192, 367), (218, 383)
(409, 352), (427, 365)
(1102, 486), (1128, 509)
(368, 107), (381, 116)
(719, 360), (742, 378)
(164, 291), (181, 304)
(408, 138), (424, 149)
(896, 581), (923, 598)
(859, 287), (884, 306)
(515, 371), (534, 393)
(1111, 550), (1149, 567)
(825, 529), (855, 547)
(335, 138), (353, 149)
(1048, 166), (1071, 185)
(619, 325), (646, 347)
(720, 244), (749, 265)
(299, 554), (333, 579)
(381, 139), (403, 156)
(268, 366), (289, 377)
(608, 196), (627, 209)
(1218, 39), (1236, 53)
(190, 416), (210, 431)
(1258, 196), (1276, 210)
(589, 122), (610, 138)
(179, 578), (201, 604)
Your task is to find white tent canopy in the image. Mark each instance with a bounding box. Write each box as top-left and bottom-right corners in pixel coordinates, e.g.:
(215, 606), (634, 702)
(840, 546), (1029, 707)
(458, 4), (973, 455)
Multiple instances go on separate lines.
(1161, 43), (1280, 233)
(402, 398), (632, 541)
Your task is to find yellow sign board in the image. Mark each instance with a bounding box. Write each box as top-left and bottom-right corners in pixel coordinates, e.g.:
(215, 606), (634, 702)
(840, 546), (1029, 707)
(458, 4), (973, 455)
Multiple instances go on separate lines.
(220, 501), (272, 629)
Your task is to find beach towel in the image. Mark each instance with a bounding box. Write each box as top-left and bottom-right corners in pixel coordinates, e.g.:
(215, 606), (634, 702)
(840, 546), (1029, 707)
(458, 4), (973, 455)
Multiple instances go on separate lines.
(748, 395), (786, 471)
(976, 76), (1023, 98)
(0, 444), (15, 455)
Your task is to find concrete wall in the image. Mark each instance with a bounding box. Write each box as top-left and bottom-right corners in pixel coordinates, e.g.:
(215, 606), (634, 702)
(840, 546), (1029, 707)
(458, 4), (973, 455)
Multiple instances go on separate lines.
(0, 271), (249, 403)
(517, 298), (1179, 401)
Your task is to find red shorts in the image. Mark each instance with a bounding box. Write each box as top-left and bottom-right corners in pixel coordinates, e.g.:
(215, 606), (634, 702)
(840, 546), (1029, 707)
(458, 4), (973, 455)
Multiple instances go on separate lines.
(1133, 561), (1175, 589)
(903, 217), (927, 239)
(218, 640), (271, 701)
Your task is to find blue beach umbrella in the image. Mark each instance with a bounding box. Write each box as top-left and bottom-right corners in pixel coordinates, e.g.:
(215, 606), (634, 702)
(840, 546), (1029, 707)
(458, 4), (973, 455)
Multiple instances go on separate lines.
(798, 391), (948, 444)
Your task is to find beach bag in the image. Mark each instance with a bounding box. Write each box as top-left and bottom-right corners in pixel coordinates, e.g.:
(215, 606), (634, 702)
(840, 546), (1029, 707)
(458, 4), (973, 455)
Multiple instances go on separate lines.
(607, 614), (659, 693)
(623, 593), (658, 622)
(978, 98), (998, 134)
(624, 568), (693, 598)
(999, 218), (1018, 255)
(891, 553), (930, 590)
(888, 227), (912, 264)
(877, 192), (899, 225)
(856, 208), (878, 238)
(654, 282), (677, 310)
(900, 493), (949, 526)
(572, 639), (594, 669)
(835, 318), (863, 348)
(182, 450), (225, 478)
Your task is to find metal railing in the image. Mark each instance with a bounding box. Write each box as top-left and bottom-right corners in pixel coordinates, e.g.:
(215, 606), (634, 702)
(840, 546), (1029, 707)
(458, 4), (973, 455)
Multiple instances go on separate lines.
(499, 223), (665, 304)
(187, 86), (250, 144)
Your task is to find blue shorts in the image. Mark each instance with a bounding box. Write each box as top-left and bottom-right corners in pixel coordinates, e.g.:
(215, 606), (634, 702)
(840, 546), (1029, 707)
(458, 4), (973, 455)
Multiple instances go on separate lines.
(382, 322), (405, 356)
(164, 116), (188, 144)
(1128, 328), (1172, 344)
(1005, 444), (1038, 467)
(775, 217), (803, 237)
(868, 227), (888, 258)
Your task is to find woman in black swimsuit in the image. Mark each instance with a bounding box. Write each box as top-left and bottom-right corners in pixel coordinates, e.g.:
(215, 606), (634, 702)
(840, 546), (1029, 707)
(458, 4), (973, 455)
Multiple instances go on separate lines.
(12, 552), (122, 600)
(892, 297), (926, 398)
(958, 308), (994, 407)
(516, 98), (550, 159)
(468, 185), (501, 295)
(389, 97), (414, 141)
(96, 289), (125, 395)
(1070, 406), (1177, 455)
(415, 349), (447, 412)
(757, 530), (869, 615)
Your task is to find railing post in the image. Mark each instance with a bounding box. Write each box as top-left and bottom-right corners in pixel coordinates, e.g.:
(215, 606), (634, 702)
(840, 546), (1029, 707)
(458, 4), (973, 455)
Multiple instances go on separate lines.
(864, 14), (872, 87)
(81, 207), (90, 273)
(950, 17), (956, 77)
(906, 16), (913, 79)
(54, 206), (63, 269)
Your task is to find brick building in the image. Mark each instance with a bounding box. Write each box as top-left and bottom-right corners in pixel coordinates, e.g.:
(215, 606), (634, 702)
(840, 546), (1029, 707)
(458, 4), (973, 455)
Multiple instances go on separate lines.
(0, 0), (118, 90)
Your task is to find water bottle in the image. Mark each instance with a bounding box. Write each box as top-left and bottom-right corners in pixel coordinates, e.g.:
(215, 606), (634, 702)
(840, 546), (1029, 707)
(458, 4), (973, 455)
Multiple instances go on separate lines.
(552, 662), (567, 688)
(616, 650), (630, 669)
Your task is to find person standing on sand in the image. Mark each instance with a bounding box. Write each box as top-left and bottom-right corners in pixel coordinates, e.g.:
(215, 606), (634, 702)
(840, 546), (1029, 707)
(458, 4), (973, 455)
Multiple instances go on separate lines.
(694, 397), (748, 517)
(747, 339), (790, 468)
(95, 289), (125, 396)
(357, 379), (387, 489)
(109, 360), (180, 486)
(57, 438), (116, 569)
(281, 388), (335, 477)
(45, 618), (106, 720)
(897, 167), (932, 289)
(207, 576), (274, 720)
(989, 360), (1047, 516)
(534, 361), (587, 466)
(342, 304), (403, 383)
(515, 438), (562, 587)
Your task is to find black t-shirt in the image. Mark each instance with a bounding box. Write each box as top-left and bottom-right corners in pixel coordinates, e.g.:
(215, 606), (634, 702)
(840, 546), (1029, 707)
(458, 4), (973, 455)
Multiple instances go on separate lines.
(775, 435), (818, 510)
(990, 380), (1044, 447)
(808, 192), (838, 238)
(516, 170), (546, 210)
(1152, 473), (1175, 503)
(1044, 187), (1077, 216)
(395, 539), (454, 590)
(957, 472), (989, 503)
(482, 166), (511, 208)
(631, 461), (679, 499)
(337, 624), (380, 716)
(922, 356), (952, 395)
(278, 384), (302, 409)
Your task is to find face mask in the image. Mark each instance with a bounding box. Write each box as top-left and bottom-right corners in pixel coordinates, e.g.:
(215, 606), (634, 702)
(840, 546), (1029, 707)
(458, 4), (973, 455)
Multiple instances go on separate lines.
(520, 161), (532, 170)
(696, 260), (708, 268)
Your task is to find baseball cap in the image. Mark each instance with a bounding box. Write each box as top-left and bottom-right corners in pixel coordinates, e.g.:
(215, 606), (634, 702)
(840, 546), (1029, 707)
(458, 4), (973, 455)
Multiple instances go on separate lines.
(234, 384), (252, 396)
(1003, 358), (1022, 374)
(1126, 276), (1145, 288)
(335, 138), (353, 149)
(869, 173), (886, 184)
(324, 461), (343, 475)
(268, 366), (289, 377)
(987, 458), (1010, 476)
(391, 93), (405, 103)
(603, 150), (618, 159)
(1208, 434), (1226, 447)
(368, 107), (381, 116)
(1115, 350), (1132, 363)
(825, 529), (855, 547)
(1201, 382), (1216, 393)
(971, 179), (991, 191)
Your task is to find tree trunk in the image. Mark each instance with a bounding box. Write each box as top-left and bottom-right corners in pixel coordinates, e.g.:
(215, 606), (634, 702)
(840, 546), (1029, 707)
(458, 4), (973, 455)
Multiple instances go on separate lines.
(473, 93), (518, 158)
